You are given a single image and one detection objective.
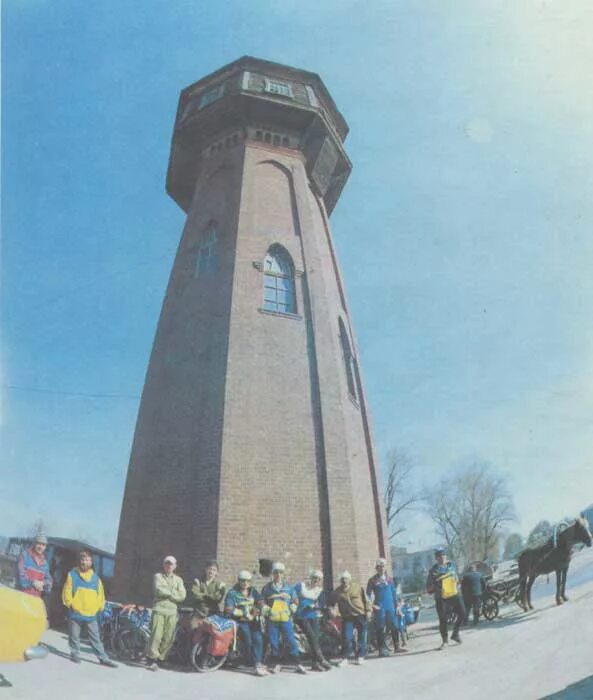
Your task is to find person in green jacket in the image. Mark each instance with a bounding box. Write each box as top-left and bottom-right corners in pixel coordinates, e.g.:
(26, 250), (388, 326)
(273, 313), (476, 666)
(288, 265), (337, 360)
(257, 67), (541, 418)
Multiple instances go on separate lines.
(146, 555), (186, 671)
(190, 560), (226, 620)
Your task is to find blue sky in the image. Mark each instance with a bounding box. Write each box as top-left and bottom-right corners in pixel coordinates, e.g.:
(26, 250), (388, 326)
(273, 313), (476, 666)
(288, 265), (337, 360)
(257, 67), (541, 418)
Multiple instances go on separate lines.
(2, 1), (592, 552)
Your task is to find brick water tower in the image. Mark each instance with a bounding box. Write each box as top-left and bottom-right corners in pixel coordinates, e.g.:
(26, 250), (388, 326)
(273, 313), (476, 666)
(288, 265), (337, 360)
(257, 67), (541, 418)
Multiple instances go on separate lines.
(115, 57), (388, 602)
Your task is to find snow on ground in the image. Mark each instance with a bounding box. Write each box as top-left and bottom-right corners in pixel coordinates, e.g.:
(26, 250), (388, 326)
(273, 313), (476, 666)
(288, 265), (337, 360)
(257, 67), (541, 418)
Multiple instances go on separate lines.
(1, 547), (593, 700)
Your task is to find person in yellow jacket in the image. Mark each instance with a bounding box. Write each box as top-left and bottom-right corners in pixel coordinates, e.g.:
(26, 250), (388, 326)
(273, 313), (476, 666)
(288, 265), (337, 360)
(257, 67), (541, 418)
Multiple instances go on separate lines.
(145, 555), (186, 671)
(62, 550), (117, 667)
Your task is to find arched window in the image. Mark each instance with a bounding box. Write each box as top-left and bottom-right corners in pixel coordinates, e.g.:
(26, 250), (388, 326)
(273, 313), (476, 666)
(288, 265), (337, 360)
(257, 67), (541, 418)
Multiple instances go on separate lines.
(195, 223), (219, 276)
(339, 318), (357, 399)
(263, 246), (296, 314)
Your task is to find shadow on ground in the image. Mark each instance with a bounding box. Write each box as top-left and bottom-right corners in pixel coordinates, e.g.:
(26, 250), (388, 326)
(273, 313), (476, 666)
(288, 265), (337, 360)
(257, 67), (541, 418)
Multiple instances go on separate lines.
(468, 612), (538, 631)
(540, 675), (593, 699)
(0, 674), (13, 688)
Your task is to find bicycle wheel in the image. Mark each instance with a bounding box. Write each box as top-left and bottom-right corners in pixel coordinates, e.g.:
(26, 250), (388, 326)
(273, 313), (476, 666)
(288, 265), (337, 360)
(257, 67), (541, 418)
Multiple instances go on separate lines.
(482, 595), (499, 621)
(115, 627), (149, 661)
(190, 640), (228, 673)
(319, 629), (342, 659)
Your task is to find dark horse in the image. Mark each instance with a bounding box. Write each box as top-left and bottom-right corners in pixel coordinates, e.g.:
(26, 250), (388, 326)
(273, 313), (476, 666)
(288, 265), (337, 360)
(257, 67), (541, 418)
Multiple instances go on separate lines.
(518, 516), (592, 611)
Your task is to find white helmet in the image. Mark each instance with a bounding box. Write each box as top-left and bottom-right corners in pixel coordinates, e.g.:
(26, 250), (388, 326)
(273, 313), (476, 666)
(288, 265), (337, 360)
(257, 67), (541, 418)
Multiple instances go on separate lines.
(272, 562), (285, 573)
(375, 558), (387, 567)
(238, 570), (252, 581)
(339, 570), (352, 581)
(309, 569), (323, 579)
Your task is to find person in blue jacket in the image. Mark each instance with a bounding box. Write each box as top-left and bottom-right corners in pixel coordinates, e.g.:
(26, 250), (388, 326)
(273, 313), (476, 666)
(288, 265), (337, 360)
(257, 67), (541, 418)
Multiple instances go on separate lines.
(426, 548), (465, 648)
(259, 562), (306, 674)
(367, 558), (405, 656)
(224, 570), (268, 676)
(294, 569), (332, 671)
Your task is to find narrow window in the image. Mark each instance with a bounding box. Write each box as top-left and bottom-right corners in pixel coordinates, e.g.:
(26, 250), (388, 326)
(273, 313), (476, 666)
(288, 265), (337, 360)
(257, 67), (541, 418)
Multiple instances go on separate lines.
(263, 246), (296, 314)
(195, 224), (219, 277)
(339, 318), (357, 399)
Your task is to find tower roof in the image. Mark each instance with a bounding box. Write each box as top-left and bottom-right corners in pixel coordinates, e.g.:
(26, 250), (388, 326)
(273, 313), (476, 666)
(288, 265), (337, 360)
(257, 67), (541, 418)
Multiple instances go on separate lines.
(166, 56), (353, 214)
(180, 56), (349, 141)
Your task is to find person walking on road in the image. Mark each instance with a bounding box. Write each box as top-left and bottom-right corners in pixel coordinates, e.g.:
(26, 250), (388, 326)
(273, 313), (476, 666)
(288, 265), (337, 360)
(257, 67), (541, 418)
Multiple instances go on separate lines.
(62, 549), (117, 667)
(145, 555), (186, 671)
(367, 557), (406, 656)
(17, 533), (52, 598)
(426, 548), (465, 649)
(333, 571), (372, 666)
(461, 564), (484, 626)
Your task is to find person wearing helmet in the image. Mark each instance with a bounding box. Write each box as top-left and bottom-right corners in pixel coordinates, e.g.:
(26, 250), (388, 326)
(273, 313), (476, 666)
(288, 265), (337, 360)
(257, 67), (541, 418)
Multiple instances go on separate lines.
(426, 548), (465, 648)
(17, 533), (52, 598)
(333, 571), (372, 666)
(224, 570), (267, 677)
(293, 569), (332, 671)
(259, 562), (306, 674)
(191, 560), (227, 620)
(367, 557), (406, 656)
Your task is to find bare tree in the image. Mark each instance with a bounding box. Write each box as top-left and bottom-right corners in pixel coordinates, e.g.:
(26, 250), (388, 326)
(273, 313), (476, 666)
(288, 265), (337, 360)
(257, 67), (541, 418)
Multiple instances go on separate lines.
(526, 520), (553, 547)
(503, 532), (524, 560)
(383, 449), (423, 540)
(424, 460), (515, 564)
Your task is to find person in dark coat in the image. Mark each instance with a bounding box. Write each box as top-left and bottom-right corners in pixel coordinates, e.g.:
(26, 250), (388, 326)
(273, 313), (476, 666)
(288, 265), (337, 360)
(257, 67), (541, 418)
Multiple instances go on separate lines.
(461, 565), (484, 626)
(426, 548), (465, 648)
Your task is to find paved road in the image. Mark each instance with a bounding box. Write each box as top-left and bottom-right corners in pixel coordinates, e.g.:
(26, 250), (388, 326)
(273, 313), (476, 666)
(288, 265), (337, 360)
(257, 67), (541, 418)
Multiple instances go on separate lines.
(2, 548), (592, 700)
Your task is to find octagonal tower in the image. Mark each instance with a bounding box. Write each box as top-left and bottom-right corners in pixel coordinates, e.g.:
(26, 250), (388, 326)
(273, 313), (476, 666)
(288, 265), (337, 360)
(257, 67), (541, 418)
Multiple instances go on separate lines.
(115, 56), (388, 601)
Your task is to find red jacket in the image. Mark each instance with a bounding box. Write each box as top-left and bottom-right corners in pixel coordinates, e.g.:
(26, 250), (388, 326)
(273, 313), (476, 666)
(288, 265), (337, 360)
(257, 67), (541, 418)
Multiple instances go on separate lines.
(17, 547), (52, 597)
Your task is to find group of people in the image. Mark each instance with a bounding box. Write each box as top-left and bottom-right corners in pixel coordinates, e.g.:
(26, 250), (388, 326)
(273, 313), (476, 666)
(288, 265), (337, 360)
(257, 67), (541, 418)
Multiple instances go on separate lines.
(17, 533), (474, 675)
(17, 534), (117, 667)
(146, 555), (408, 676)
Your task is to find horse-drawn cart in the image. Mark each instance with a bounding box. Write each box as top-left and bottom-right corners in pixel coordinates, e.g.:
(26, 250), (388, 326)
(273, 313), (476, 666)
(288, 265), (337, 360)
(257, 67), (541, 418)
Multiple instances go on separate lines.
(451, 561), (522, 624)
(481, 576), (522, 619)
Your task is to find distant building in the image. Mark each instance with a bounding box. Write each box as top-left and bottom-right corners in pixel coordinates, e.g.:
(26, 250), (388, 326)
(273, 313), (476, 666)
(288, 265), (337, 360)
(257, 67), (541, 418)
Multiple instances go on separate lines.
(392, 545), (444, 590)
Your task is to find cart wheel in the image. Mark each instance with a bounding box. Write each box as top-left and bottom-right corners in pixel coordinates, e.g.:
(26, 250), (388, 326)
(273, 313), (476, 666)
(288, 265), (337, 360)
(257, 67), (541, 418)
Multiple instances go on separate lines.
(190, 640), (228, 672)
(482, 596), (499, 621)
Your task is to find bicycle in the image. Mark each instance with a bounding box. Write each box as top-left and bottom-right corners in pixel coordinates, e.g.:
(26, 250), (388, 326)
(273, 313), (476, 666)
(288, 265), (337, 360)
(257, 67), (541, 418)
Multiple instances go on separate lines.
(190, 614), (238, 672)
(113, 605), (151, 661)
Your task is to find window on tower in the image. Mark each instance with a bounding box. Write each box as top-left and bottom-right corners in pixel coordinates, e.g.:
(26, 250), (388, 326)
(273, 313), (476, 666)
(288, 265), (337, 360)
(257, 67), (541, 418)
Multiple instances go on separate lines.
(264, 79), (293, 98)
(195, 223), (219, 276)
(339, 318), (357, 400)
(199, 84), (224, 109)
(263, 246), (296, 314)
